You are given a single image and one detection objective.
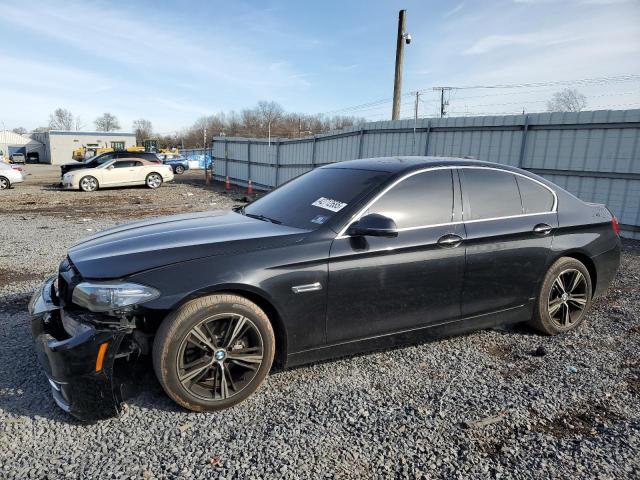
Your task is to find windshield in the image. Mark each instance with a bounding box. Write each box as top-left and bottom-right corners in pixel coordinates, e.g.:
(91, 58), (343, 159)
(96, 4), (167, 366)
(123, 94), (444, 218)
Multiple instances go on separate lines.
(243, 167), (388, 230)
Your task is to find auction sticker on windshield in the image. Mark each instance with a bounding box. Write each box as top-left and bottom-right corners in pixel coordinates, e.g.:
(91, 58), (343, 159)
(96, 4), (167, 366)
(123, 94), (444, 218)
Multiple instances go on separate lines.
(312, 197), (347, 212)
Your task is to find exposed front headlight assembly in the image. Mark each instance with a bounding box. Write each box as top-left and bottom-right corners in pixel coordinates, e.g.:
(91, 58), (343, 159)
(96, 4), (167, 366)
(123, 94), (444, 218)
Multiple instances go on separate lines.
(71, 281), (160, 313)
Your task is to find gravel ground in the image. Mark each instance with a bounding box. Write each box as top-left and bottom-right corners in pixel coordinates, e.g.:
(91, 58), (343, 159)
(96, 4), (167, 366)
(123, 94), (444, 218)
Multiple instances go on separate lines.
(0, 169), (638, 479)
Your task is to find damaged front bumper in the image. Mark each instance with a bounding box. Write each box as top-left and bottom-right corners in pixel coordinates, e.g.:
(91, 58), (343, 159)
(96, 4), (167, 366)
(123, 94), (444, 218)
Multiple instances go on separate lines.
(29, 276), (130, 421)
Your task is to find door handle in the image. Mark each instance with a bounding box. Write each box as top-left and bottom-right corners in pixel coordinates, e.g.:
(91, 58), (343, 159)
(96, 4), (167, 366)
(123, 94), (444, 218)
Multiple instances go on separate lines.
(533, 223), (553, 235)
(437, 234), (463, 248)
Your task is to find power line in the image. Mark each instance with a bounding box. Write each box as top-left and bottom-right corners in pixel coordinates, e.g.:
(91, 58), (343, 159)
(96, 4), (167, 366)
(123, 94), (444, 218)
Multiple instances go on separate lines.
(417, 74), (640, 93)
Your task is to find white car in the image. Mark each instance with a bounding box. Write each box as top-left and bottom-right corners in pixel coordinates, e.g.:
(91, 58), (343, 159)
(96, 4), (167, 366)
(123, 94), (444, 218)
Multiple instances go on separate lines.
(62, 158), (174, 192)
(0, 162), (26, 190)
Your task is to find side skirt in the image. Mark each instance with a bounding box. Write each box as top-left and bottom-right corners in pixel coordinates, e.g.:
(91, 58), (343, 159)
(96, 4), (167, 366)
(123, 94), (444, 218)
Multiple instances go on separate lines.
(285, 303), (532, 368)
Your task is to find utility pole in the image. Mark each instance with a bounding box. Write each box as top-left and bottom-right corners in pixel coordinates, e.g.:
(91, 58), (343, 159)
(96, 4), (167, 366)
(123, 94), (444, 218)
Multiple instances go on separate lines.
(412, 91), (420, 154)
(433, 87), (452, 118)
(392, 9), (411, 121)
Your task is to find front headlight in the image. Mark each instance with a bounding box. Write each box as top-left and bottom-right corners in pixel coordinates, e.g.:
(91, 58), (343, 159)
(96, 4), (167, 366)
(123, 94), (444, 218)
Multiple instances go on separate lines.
(71, 281), (160, 312)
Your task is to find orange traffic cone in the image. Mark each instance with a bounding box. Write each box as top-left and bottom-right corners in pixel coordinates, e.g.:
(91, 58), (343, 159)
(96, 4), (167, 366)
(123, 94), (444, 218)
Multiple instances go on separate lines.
(225, 176), (231, 190)
(247, 179), (253, 195)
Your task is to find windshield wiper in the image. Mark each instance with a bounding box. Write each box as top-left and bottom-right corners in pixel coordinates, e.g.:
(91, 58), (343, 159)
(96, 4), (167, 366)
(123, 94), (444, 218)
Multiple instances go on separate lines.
(245, 213), (282, 224)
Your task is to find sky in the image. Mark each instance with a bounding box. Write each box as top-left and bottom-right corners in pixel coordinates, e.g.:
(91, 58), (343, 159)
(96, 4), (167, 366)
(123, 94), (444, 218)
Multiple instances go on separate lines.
(0, 0), (639, 133)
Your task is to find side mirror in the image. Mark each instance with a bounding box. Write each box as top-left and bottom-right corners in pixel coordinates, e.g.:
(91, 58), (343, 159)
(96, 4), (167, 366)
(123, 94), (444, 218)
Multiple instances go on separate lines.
(107, 165), (114, 170)
(346, 213), (398, 238)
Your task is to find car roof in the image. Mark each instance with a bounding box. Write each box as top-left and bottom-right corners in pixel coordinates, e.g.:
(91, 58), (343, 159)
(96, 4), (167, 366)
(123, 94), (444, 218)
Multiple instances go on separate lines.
(321, 156), (517, 174)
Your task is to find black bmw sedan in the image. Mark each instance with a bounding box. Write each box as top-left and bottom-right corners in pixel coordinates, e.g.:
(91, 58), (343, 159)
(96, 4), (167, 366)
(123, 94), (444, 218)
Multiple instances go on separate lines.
(29, 157), (621, 420)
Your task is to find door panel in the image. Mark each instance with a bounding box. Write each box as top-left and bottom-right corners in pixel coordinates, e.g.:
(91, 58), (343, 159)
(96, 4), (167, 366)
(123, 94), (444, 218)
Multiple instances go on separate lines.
(98, 165), (119, 186)
(326, 168), (464, 344)
(462, 213), (557, 317)
(459, 168), (557, 318)
(327, 224), (466, 343)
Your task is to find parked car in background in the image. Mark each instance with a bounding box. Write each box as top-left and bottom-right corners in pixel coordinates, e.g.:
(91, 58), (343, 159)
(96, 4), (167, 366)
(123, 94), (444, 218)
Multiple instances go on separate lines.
(0, 162), (26, 189)
(59, 151), (161, 178)
(29, 157), (621, 420)
(10, 153), (26, 164)
(61, 158), (174, 192)
(158, 153), (189, 174)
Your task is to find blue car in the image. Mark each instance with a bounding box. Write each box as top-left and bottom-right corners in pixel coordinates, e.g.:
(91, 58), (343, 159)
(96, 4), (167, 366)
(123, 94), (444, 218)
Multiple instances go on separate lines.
(159, 154), (189, 174)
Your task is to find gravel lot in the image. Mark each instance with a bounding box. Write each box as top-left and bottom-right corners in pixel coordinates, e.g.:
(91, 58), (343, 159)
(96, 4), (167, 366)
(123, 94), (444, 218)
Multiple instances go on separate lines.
(0, 166), (638, 479)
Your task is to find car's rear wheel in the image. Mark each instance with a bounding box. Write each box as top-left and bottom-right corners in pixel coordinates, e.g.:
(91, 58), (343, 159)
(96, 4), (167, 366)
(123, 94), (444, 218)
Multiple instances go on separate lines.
(79, 175), (98, 192)
(146, 172), (163, 189)
(0, 176), (10, 190)
(152, 294), (275, 412)
(530, 257), (592, 335)
(175, 165), (185, 175)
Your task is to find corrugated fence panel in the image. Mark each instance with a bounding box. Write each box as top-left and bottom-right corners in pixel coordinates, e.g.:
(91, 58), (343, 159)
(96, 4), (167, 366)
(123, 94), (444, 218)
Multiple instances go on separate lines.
(211, 109), (640, 238)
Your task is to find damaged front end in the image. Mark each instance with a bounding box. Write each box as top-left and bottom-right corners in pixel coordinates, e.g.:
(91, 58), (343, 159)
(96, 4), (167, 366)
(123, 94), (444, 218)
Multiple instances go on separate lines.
(29, 267), (150, 421)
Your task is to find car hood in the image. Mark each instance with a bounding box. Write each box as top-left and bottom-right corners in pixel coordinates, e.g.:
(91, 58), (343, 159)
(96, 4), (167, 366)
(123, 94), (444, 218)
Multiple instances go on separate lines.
(68, 210), (308, 279)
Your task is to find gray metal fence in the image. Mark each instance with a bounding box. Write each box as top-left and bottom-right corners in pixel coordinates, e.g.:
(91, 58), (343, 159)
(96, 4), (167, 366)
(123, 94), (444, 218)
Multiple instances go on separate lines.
(200, 109), (640, 238)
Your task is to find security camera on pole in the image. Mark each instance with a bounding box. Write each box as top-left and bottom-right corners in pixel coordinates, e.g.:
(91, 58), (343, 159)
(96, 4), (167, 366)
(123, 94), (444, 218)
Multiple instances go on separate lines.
(392, 9), (411, 121)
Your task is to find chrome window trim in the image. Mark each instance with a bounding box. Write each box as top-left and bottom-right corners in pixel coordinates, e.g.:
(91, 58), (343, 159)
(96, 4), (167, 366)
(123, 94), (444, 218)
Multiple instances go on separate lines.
(335, 165), (558, 238)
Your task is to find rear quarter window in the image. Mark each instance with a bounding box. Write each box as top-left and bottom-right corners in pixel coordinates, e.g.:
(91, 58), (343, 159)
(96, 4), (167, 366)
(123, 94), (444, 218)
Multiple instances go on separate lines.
(516, 176), (555, 213)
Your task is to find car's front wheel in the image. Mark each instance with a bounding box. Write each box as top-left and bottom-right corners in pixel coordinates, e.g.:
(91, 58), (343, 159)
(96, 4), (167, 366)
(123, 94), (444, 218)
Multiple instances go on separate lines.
(152, 294), (275, 412)
(530, 257), (593, 335)
(175, 165), (185, 175)
(79, 175), (99, 192)
(146, 172), (163, 189)
(0, 176), (10, 190)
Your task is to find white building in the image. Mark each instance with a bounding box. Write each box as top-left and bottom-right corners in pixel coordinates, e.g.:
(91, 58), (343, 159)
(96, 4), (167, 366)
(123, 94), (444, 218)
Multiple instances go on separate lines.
(0, 130), (45, 163)
(30, 130), (137, 165)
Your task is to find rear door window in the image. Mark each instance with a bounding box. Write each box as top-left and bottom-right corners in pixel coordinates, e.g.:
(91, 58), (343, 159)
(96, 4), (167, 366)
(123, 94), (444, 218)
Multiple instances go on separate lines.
(516, 176), (555, 213)
(114, 160), (136, 168)
(365, 170), (454, 228)
(462, 169), (522, 220)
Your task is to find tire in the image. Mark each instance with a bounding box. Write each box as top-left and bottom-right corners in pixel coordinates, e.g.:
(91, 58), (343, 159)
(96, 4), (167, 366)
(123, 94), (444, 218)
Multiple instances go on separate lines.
(153, 294), (275, 412)
(529, 257), (592, 335)
(79, 175), (99, 192)
(0, 176), (9, 190)
(146, 172), (163, 189)
(175, 165), (185, 175)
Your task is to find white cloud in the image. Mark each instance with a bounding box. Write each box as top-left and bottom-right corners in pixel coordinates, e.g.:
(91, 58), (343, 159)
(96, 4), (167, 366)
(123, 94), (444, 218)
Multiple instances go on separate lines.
(444, 2), (465, 18)
(464, 31), (583, 55)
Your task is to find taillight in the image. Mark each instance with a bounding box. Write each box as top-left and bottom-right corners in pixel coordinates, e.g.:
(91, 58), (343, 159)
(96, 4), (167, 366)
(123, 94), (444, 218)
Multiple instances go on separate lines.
(611, 216), (620, 236)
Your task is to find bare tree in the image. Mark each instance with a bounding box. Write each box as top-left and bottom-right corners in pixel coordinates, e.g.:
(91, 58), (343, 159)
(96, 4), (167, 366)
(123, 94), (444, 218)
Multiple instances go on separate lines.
(547, 88), (587, 112)
(133, 118), (153, 144)
(94, 113), (121, 132)
(177, 102), (365, 148)
(11, 127), (27, 135)
(75, 116), (85, 131)
(49, 108), (75, 130)
(256, 101), (284, 139)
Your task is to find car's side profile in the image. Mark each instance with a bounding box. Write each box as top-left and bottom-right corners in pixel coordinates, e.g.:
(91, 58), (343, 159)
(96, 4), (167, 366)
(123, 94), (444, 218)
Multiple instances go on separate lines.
(60, 151), (161, 177)
(158, 154), (190, 174)
(0, 162), (26, 189)
(62, 158), (174, 191)
(29, 157), (621, 420)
